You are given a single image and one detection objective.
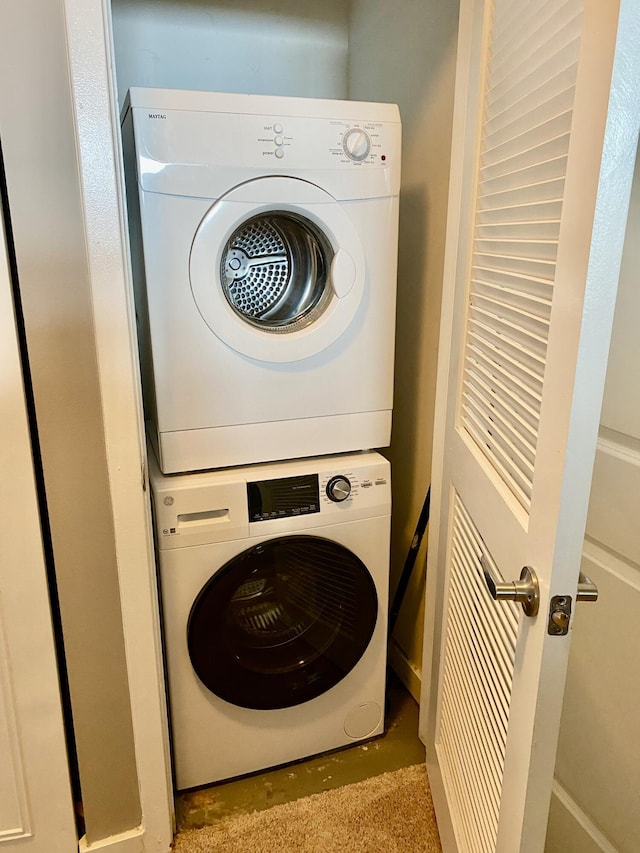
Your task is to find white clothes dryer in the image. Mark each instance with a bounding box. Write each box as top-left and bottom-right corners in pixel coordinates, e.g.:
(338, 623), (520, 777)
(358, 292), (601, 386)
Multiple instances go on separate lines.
(149, 449), (391, 790)
(122, 88), (401, 473)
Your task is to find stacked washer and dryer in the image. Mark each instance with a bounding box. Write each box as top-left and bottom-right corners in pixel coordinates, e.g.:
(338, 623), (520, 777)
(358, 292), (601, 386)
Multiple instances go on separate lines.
(122, 87), (401, 790)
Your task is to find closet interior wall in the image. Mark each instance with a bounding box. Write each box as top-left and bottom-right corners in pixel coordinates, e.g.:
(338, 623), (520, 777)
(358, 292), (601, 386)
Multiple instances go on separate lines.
(109, 0), (460, 703)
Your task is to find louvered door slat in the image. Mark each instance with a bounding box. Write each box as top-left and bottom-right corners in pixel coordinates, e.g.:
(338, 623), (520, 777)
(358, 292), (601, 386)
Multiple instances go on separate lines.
(484, 68), (577, 140)
(456, 496), (520, 659)
(441, 691), (494, 853)
(442, 634), (504, 810)
(475, 219), (561, 240)
(459, 0), (582, 512)
(438, 494), (520, 853)
(471, 291), (551, 332)
(488, 19), (581, 109)
(451, 544), (518, 697)
(491, 1), (580, 71)
(449, 564), (513, 727)
(470, 306), (547, 354)
(484, 97), (575, 156)
(478, 177), (565, 211)
(462, 404), (534, 504)
(464, 370), (537, 458)
(484, 119), (573, 172)
(463, 372), (537, 460)
(471, 278), (552, 315)
(476, 198), (563, 225)
(467, 332), (544, 400)
(481, 133), (570, 181)
(466, 346), (541, 425)
(454, 516), (519, 660)
(479, 155), (568, 198)
(442, 630), (502, 848)
(491, 0), (563, 42)
(469, 319), (546, 386)
(471, 268), (554, 304)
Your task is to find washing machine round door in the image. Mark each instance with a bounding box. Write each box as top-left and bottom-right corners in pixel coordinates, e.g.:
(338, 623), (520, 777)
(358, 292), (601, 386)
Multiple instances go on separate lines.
(187, 535), (378, 710)
(189, 177), (366, 362)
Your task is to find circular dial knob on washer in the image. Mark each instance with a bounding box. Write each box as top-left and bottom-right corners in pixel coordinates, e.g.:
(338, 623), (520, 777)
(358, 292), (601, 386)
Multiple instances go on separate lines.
(326, 475), (352, 502)
(343, 128), (371, 161)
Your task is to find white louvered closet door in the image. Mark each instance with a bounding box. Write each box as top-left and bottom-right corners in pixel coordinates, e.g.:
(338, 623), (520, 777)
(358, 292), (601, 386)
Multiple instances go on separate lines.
(420, 1), (640, 852)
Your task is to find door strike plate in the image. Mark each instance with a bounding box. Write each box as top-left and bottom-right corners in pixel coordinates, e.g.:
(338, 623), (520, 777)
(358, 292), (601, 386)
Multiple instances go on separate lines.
(548, 595), (572, 636)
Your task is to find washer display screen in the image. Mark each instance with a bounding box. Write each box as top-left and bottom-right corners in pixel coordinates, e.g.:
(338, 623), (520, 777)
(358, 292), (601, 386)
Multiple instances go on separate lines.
(247, 474), (320, 522)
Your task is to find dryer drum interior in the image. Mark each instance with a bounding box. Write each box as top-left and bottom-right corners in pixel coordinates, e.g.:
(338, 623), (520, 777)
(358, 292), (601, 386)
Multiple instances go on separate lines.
(220, 212), (334, 332)
(187, 535), (378, 710)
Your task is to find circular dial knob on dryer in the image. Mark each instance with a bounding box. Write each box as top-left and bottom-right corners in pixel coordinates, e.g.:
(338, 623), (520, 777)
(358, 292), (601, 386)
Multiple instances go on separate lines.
(326, 476), (352, 502)
(343, 128), (371, 162)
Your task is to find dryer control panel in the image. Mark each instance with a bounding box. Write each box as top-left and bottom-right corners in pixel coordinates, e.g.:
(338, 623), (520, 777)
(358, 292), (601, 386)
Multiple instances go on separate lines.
(127, 88), (401, 201)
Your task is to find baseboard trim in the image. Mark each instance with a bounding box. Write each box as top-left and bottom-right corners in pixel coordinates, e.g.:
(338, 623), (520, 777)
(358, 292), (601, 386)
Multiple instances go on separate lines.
(388, 639), (422, 703)
(79, 828), (145, 853)
(547, 781), (617, 853)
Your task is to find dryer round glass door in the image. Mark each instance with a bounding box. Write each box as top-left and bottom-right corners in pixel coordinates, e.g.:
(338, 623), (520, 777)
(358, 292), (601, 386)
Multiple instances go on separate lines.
(187, 535), (378, 710)
(220, 212), (333, 331)
(189, 176), (366, 363)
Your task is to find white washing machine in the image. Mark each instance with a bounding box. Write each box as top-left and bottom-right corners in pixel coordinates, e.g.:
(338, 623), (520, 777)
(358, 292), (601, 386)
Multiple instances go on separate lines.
(149, 449), (391, 790)
(122, 88), (401, 473)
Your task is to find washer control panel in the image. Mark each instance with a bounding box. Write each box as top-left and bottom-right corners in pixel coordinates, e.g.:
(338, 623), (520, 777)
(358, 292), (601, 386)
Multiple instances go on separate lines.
(150, 451), (391, 549)
(246, 463), (389, 521)
(317, 466), (389, 512)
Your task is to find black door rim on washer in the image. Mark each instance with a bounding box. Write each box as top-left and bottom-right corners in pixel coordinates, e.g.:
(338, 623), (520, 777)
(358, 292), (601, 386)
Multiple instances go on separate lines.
(187, 535), (378, 710)
(220, 212), (334, 333)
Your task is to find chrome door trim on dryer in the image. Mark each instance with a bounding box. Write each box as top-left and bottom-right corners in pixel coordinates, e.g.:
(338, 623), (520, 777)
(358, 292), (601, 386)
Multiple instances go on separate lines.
(190, 177), (365, 362)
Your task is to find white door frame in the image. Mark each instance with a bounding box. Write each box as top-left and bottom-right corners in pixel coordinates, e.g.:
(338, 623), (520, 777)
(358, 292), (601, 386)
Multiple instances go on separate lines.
(62, 1), (174, 851)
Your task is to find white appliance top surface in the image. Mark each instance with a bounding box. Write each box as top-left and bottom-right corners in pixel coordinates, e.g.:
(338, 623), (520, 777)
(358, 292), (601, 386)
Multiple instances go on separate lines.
(149, 448), (388, 491)
(124, 86), (400, 123)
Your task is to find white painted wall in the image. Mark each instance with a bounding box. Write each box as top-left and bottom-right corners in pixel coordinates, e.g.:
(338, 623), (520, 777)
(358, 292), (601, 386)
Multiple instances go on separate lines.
(347, 0), (459, 694)
(110, 0), (349, 109)
(546, 142), (640, 853)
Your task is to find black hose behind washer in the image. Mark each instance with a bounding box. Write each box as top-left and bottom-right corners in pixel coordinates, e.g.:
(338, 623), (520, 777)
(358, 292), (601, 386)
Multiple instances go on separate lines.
(389, 485), (431, 636)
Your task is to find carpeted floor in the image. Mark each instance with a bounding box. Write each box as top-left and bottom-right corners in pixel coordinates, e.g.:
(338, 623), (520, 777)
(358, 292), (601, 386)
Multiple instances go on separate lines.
(171, 763), (442, 853)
